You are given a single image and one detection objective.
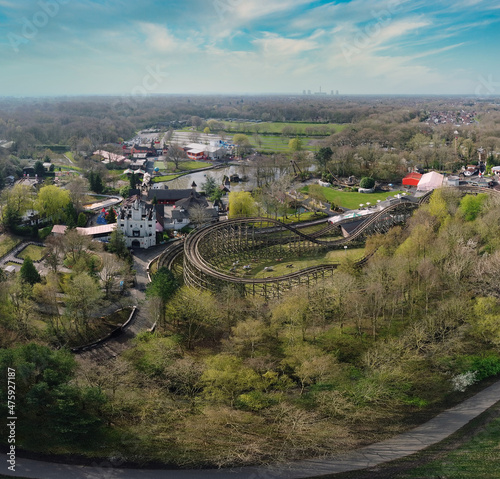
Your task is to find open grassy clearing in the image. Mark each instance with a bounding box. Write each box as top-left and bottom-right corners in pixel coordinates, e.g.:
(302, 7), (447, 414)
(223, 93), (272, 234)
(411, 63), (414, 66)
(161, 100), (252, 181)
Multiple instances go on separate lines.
(302, 186), (405, 209)
(222, 248), (365, 278)
(220, 121), (346, 135)
(402, 409), (500, 479)
(17, 244), (46, 261)
(250, 135), (319, 153)
(64, 151), (75, 161)
(0, 234), (22, 257)
(152, 174), (182, 183)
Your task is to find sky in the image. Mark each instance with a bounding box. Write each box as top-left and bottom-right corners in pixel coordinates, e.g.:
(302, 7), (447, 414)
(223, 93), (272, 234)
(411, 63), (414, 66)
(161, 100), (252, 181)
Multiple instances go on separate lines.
(0, 0), (500, 97)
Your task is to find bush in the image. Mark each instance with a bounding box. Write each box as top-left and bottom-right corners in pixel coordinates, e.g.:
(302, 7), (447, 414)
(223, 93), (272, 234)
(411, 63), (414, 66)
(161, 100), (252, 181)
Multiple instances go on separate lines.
(38, 225), (53, 240)
(360, 177), (375, 189)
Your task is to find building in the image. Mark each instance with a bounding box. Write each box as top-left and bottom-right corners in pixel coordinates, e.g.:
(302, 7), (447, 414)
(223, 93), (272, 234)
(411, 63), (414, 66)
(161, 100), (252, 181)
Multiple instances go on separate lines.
(402, 172), (422, 187)
(147, 187), (195, 206)
(117, 196), (157, 249)
(51, 224), (117, 241)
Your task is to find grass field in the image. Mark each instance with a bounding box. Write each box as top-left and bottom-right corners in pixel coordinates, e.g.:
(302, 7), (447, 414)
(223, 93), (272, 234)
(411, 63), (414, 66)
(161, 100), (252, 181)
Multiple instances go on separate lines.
(64, 151), (75, 161)
(17, 244), (46, 261)
(220, 121), (346, 135)
(152, 174), (182, 183)
(0, 234), (22, 258)
(225, 248), (365, 279)
(302, 186), (405, 209)
(249, 135), (319, 153)
(401, 409), (500, 478)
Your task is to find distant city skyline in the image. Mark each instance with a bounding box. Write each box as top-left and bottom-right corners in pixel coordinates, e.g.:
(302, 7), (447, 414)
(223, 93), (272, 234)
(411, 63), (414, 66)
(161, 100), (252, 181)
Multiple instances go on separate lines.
(1, 0), (500, 97)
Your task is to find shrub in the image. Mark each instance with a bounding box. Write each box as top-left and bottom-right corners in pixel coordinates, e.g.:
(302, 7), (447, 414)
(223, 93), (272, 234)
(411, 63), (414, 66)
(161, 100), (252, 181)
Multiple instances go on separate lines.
(360, 177), (375, 189)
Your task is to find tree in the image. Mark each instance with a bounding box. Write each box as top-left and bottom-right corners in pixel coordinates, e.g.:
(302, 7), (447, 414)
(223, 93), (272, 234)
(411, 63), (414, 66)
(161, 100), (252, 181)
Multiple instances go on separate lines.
(99, 253), (127, 298)
(36, 185), (71, 222)
(63, 227), (91, 264)
(34, 160), (45, 178)
(88, 171), (104, 194)
(233, 134), (251, 157)
(0, 344), (107, 446)
(228, 191), (257, 218)
(107, 227), (129, 259)
(146, 267), (179, 324)
(201, 354), (260, 405)
(360, 177), (376, 189)
(66, 176), (88, 212)
(106, 208), (116, 224)
(315, 147), (333, 172)
(77, 212), (87, 227)
(44, 235), (64, 274)
(167, 144), (188, 170)
(289, 137), (303, 152)
(20, 257), (41, 286)
(129, 172), (138, 190)
(64, 273), (103, 331)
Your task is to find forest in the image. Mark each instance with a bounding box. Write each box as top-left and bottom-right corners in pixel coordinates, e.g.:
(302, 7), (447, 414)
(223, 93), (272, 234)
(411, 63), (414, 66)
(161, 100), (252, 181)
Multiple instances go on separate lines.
(1, 187), (500, 467)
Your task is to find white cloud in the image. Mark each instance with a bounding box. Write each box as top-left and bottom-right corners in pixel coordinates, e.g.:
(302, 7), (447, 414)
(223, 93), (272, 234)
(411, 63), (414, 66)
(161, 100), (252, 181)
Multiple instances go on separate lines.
(252, 32), (318, 56)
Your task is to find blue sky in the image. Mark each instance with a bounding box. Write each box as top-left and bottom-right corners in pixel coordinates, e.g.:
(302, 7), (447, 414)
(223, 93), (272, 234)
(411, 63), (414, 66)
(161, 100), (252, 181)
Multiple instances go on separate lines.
(0, 0), (499, 96)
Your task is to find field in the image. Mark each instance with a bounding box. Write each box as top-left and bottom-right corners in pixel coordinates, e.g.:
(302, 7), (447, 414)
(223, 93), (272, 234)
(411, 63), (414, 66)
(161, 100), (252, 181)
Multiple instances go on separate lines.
(224, 248), (365, 279)
(17, 244), (46, 262)
(220, 121), (346, 135)
(152, 174), (182, 183)
(249, 135), (319, 153)
(0, 234), (21, 258)
(302, 186), (405, 209)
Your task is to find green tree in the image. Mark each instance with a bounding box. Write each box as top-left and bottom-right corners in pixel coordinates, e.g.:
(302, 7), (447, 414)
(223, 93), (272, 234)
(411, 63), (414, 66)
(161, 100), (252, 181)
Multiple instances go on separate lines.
(459, 193), (488, 222)
(77, 212), (87, 227)
(0, 344), (107, 446)
(315, 146), (333, 171)
(201, 354), (260, 405)
(108, 227), (129, 259)
(289, 137), (303, 152)
(20, 257), (41, 286)
(129, 172), (138, 190)
(146, 267), (179, 324)
(360, 177), (376, 189)
(228, 191), (257, 218)
(34, 161), (45, 178)
(36, 185), (71, 222)
(106, 208), (117, 224)
(64, 272), (103, 331)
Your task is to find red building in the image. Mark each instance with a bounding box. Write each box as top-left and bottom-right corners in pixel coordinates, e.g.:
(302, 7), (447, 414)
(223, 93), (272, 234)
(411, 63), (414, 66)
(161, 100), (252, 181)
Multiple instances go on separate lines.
(402, 172), (422, 187)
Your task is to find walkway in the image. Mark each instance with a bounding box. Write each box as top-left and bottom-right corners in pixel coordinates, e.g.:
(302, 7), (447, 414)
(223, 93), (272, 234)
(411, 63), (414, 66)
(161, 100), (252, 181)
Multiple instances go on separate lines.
(4, 380), (500, 479)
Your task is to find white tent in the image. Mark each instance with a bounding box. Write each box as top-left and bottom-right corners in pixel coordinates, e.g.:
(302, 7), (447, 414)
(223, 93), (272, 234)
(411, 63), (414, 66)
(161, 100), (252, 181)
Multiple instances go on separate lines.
(417, 171), (444, 192)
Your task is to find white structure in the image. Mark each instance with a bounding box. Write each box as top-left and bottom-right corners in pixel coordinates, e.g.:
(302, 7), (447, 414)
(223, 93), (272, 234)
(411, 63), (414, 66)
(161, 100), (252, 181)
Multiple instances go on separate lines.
(117, 196), (157, 249)
(417, 171), (444, 192)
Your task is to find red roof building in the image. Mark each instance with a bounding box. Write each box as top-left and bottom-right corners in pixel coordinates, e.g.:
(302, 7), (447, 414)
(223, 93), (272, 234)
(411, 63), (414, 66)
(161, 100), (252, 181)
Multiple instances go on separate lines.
(402, 172), (422, 187)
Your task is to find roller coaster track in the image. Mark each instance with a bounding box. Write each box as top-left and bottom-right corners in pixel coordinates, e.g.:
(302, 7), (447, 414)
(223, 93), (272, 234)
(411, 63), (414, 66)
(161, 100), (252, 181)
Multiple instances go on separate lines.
(165, 186), (500, 297)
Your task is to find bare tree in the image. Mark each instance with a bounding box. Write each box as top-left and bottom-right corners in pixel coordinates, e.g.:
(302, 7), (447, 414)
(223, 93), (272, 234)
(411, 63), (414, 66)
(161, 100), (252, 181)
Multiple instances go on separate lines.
(167, 144), (188, 171)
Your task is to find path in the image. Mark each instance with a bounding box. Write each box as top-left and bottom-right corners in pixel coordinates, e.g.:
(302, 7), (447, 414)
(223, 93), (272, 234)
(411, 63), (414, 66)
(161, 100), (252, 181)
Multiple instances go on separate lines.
(75, 244), (167, 361)
(3, 380), (500, 479)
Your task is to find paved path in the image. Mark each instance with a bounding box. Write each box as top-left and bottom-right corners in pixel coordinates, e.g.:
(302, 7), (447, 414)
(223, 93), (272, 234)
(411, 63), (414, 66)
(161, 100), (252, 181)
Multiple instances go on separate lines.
(4, 380), (500, 479)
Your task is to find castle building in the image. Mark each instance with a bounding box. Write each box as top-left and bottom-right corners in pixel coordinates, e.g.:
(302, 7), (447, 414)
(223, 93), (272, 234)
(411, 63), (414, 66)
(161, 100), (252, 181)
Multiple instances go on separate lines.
(117, 195), (157, 249)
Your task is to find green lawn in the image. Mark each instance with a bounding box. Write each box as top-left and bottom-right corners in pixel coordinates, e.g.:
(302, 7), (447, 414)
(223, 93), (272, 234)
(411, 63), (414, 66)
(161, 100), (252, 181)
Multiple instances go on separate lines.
(225, 248), (365, 279)
(250, 135), (319, 153)
(302, 186), (405, 209)
(64, 151), (75, 161)
(152, 174), (182, 183)
(402, 411), (500, 479)
(0, 234), (22, 258)
(221, 121), (346, 135)
(17, 244), (46, 262)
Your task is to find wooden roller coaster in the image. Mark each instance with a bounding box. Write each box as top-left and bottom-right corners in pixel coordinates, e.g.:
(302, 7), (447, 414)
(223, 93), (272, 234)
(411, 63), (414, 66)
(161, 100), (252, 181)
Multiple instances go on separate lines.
(156, 186), (499, 299)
